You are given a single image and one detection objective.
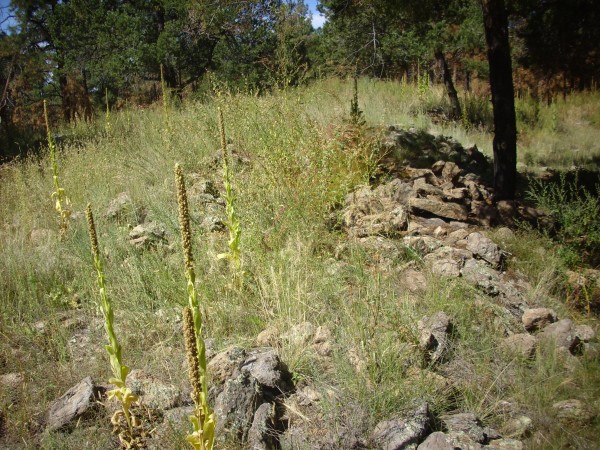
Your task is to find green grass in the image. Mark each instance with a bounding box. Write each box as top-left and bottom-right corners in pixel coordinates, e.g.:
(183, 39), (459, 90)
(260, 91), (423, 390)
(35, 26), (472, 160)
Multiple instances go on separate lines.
(0, 78), (599, 449)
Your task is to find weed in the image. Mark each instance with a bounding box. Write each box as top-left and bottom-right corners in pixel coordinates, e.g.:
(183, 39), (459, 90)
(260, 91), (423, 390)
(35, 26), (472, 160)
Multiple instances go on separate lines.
(526, 171), (600, 267)
(216, 108), (243, 275)
(349, 76), (365, 126)
(85, 204), (141, 448)
(44, 100), (71, 237)
(175, 164), (216, 450)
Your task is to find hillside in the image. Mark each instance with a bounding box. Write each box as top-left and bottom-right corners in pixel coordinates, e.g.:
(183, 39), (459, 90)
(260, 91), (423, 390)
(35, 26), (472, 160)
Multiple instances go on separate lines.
(0, 79), (599, 449)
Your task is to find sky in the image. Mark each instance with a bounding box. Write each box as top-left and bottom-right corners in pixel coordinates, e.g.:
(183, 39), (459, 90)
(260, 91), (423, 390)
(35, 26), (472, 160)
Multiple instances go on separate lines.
(306, 0), (327, 29)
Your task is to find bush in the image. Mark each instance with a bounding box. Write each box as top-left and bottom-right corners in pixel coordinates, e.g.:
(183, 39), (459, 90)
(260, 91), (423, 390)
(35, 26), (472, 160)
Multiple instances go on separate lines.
(526, 171), (600, 267)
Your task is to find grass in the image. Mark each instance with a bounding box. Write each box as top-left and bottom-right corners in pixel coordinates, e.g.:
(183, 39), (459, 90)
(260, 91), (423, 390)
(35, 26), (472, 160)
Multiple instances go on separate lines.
(0, 78), (599, 449)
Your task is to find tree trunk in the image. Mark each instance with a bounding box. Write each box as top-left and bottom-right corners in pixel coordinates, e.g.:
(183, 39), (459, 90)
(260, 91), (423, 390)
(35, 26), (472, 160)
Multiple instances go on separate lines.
(481, 0), (517, 200)
(435, 50), (462, 120)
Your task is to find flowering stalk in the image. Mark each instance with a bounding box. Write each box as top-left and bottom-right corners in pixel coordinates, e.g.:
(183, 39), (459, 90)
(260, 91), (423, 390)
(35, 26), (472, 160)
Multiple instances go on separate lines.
(175, 164), (216, 450)
(44, 100), (71, 236)
(86, 204), (138, 447)
(216, 108), (242, 272)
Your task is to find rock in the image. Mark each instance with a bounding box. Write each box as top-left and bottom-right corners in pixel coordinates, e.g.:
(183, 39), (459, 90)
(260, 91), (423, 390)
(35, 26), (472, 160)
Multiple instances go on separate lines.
(372, 402), (432, 450)
(461, 258), (500, 296)
(215, 373), (262, 442)
(494, 227), (515, 244)
(200, 215), (226, 232)
(441, 161), (461, 183)
(443, 188), (468, 202)
(403, 236), (445, 256)
(313, 326), (333, 357)
(281, 322), (315, 346)
(402, 269), (428, 293)
(424, 246), (470, 278)
(45, 376), (99, 431)
(248, 403), (279, 450)
(496, 201), (518, 226)
(128, 369), (182, 410)
(239, 349), (294, 394)
(521, 308), (557, 332)
(427, 258), (462, 278)
(207, 347), (246, 384)
(465, 232), (504, 269)
(342, 180), (413, 238)
(502, 415), (532, 439)
(417, 432), (455, 450)
(445, 229), (470, 245)
(440, 412), (486, 443)
(501, 334), (537, 359)
(0, 372), (24, 391)
(105, 192), (134, 222)
(486, 438), (524, 450)
(128, 221), (168, 248)
(409, 197), (469, 222)
(552, 399), (593, 424)
(418, 312), (452, 364)
(537, 319), (582, 354)
(256, 327), (280, 347)
(413, 178), (444, 197)
(188, 179), (220, 200)
(574, 325), (595, 342)
(471, 201), (499, 227)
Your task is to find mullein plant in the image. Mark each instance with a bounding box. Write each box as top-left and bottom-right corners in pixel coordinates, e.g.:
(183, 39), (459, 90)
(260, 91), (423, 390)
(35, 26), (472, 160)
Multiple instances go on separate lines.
(44, 100), (71, 237)
(349, 76), (366, 126)
(175, 164), (216, 450)
(160, 64), (172, 138)
(86, 205), (142, 448)
(216, 108), (242, 274)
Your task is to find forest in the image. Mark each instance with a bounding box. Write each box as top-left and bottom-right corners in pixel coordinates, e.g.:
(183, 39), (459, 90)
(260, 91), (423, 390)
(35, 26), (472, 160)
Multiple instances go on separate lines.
(1, 0), (598, 158)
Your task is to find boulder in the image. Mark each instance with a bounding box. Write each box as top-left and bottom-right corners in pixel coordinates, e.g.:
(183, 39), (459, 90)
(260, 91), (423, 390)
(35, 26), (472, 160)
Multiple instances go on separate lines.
(239, 349), (294, 395)
(440, 412), (486, 443)
(207, 347), (246, 385)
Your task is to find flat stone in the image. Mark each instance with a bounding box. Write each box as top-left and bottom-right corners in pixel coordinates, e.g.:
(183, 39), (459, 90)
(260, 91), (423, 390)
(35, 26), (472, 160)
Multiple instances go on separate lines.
(410, 197), (469, 221)
(45, 376), (99, 431)
(521, 308), (557, 332)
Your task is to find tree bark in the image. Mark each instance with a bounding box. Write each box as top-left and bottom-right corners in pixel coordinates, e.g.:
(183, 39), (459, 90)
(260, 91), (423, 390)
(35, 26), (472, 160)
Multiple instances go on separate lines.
(481, 0), (517, 200)
(435, 50), (462, 120)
